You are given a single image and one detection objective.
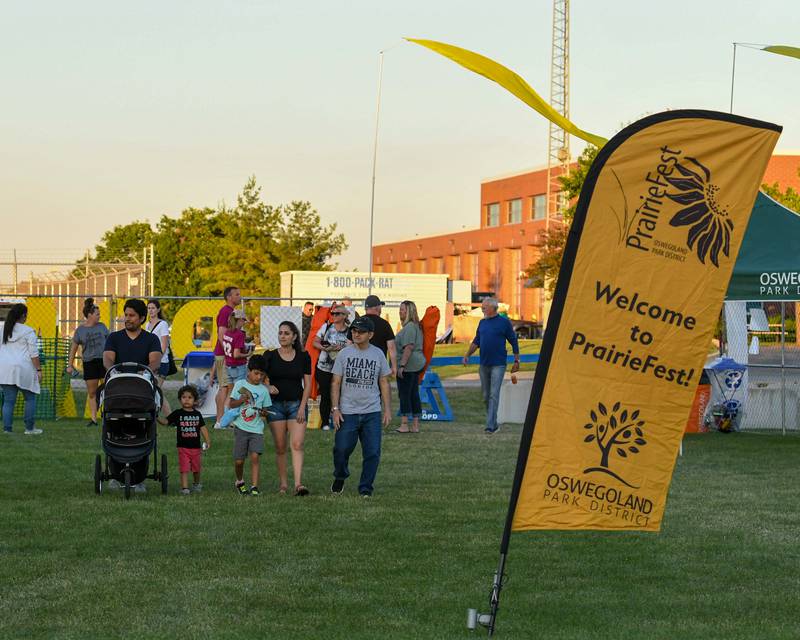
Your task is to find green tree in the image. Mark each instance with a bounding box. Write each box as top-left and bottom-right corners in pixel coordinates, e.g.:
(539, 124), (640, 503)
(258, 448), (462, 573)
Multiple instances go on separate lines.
(153, 207), (223, 297)
(85, 176), (348, 298)
(524, 145), (599, 294)
(762, 169), (800, 213)
(72, 221), (155, 278)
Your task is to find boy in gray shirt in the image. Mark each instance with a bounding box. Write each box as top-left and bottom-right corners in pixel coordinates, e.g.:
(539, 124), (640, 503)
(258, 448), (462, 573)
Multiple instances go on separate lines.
(330, 316), (392, 497)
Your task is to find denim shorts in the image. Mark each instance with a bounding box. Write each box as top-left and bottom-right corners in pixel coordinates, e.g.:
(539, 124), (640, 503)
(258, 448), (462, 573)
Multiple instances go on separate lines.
(226, 364), (247, 384)
(266, 399), (302, 423)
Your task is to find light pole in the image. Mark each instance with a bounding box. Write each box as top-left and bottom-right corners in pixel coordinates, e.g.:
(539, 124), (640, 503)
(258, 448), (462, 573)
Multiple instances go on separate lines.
(367, 42), (403, 295)
(367, 50), (384, 296)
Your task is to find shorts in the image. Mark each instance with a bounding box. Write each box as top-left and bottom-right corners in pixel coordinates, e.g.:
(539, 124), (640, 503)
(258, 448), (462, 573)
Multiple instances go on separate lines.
(214, 356), (230, 386)
(83, 358), (106, 381)
(233, 427), (264, 459)
(178, 447), (203, 473)
(226, 364), (247, 384)
(158, 361), (170, 377)
(266, 399), (302, 423)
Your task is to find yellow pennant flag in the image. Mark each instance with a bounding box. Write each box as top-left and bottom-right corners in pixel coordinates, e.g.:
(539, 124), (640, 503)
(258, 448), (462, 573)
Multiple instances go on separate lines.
(406, 38), (607, 148)
(508, 110), (780, 532)
(762, 45), (800, 61)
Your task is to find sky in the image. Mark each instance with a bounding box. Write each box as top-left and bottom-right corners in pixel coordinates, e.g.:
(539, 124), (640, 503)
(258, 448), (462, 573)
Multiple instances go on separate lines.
(1, 0), (798, 282)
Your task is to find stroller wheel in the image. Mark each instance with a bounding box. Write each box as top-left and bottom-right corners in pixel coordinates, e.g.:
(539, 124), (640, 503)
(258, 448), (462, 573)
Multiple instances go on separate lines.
(123, 468), (132, 500)
(94, 455), (102, 494)
(161, 455), (169, 495)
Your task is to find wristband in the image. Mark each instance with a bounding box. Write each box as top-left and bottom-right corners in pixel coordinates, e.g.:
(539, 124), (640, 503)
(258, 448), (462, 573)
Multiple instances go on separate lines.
(332, 406), (340, 412)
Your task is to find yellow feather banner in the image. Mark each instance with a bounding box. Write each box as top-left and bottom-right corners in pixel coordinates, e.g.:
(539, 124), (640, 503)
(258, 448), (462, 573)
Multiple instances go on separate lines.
(762, 45), (800, 61)
(406, 37), (608, 148)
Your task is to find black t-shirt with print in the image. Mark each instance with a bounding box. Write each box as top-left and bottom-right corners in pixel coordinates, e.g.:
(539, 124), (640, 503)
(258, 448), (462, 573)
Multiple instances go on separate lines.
(265, 349), (312, 402)
(167, 409), (206, 449)
(367, 315), (395, 356)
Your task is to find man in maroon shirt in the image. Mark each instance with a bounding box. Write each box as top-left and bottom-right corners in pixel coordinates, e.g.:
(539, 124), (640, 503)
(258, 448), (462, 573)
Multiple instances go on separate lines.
(213, 286), (241, 429)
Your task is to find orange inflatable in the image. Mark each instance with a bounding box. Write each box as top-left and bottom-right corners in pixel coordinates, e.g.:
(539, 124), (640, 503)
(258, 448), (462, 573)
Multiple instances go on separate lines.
(305, 306), (333, 398)
(418, 306), (440, 382)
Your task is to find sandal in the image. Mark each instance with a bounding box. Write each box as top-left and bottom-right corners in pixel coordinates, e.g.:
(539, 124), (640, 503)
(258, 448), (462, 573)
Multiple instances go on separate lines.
(394, 428), (411, 433)
(295, 485), (310, 497)
(278, 485), (288, 495)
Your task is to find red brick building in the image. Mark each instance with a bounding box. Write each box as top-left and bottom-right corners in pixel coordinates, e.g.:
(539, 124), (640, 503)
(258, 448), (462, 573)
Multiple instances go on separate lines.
(372, 153), (800, 322)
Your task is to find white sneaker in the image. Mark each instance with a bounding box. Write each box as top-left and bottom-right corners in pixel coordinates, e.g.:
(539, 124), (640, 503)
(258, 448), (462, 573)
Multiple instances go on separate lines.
(107, 479), (121, 490)
(24, 428), (43, 435)
(134, 483), (147, 494)
(213, 422), (226, 430)
(192, 483), (203, 493)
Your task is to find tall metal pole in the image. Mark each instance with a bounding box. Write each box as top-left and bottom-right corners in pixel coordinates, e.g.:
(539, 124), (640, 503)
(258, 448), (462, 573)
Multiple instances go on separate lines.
(150, 243), (155, 296)
(729, 43), (738, 113)
(12, 249), (18, 295)
(368, 51), (385, 296)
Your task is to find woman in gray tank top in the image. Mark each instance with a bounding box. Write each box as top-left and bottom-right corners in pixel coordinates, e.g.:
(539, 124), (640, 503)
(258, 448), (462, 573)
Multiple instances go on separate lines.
(65, 298), (109, 426)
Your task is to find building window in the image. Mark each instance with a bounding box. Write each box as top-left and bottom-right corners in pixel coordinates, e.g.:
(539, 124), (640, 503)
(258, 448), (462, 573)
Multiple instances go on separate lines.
(485, 251), (499, 292)
(449, 254), (461, 279)
(509, 248), (521, 315)
(486, 203), (500, 227)
(469, 253), (479, 288)
(508, 198), (522, 224)
(532, 194), (547, 220)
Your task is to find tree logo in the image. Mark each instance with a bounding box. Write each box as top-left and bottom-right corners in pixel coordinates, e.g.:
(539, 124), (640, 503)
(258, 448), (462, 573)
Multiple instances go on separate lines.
(582, 401), (647, 488)
(665, 157), (732, 267)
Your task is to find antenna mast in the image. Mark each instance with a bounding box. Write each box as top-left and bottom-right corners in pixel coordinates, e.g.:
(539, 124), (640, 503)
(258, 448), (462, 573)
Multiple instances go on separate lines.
(545, 0), (570, 229)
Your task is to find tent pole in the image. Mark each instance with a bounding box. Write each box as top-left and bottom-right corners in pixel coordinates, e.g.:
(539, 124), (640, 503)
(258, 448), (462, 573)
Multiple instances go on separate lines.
(781, 302), (786, 436)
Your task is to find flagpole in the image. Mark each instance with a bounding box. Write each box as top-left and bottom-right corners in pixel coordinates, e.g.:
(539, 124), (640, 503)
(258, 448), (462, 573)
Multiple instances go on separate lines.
(729, 42), (738, 113)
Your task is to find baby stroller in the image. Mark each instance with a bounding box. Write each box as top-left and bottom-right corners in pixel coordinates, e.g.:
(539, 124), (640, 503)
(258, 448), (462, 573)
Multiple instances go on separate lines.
(93, 362), (168, 499)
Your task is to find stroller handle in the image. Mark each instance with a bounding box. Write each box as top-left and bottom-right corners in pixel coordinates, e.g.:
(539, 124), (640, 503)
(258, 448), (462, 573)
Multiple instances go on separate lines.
(104, 362), (160, 386)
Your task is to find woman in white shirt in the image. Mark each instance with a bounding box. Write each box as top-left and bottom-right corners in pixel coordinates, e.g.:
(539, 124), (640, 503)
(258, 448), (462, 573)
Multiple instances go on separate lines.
(146, 299), (172, 413)
(0, 304), (43, 434)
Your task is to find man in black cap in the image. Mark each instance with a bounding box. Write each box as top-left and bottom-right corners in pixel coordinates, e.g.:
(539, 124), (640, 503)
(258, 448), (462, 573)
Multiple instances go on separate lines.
(363, 294), (397, 377)
(329, 315), (392, 497)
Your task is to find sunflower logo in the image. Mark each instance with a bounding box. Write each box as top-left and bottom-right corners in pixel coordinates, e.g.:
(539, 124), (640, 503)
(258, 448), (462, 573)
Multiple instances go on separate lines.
(665, 157), (731, 267)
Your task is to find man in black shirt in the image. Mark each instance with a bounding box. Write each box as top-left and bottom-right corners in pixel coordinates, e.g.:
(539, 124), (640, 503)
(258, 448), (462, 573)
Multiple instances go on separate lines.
(363, 295), (397, 377)
(301, 301), (314, 345)
(103, 299), (162, 373)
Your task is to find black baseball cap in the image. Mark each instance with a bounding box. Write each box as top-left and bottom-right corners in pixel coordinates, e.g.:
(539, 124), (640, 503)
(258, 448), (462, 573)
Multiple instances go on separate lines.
(364, 294), (384, 309)
(350, 316), (375, 333)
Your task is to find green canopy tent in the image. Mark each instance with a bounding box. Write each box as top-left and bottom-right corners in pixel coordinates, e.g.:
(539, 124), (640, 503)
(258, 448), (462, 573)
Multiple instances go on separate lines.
(727, 192), (800, 300)
(723, 192), (799, 433)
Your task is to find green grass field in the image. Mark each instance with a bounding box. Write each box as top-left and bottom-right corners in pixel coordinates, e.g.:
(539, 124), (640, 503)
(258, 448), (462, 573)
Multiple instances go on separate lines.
(1, 389), (798, 639)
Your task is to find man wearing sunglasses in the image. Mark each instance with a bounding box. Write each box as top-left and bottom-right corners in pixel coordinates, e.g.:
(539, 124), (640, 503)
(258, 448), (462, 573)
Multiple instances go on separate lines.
(329, 316), (392, 498)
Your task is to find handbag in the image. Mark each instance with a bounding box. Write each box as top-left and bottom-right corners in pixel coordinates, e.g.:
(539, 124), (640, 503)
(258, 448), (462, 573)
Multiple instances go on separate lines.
(156, 320), (179, 376)
(166, 347), (178, 376)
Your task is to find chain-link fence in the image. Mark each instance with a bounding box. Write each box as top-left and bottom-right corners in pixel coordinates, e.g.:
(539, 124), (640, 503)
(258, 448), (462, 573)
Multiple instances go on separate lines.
(0, 337), (71, 421)
(716, 300), (800, 433)
(4, 293), (412, 420)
